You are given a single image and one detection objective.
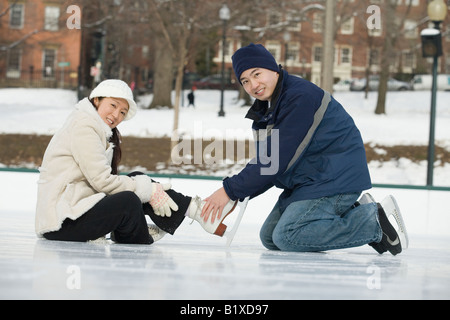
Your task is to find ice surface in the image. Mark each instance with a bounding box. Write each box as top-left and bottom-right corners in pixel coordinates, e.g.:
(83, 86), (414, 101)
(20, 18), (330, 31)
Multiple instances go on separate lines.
(1, 87), (450, 300)
(1, 172), (449, 300)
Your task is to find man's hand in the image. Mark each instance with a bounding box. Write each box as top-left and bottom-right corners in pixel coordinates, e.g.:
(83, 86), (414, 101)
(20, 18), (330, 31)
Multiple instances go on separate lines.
(201, 187), (231, 223)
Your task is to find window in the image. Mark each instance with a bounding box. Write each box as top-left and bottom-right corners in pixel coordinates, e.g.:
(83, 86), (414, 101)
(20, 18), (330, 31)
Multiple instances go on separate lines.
(313, 46), (322, 63)
(286, 43), (299, 63)
(402, 0), (419, 6)
(142, 45), (149, 59)
(313, 13), (323, 33)
(404, 20), (417, 39)
(43, 49), (56, 78)
(340, 47), (352, 64)
(6, 48), (22, 78)
(369, 49), (380, 66)
(403, 52), (416, 70)
(266, 42), (282, 62)
(45, 6), (60, 31)
(340, 17), (354, 35)
(9, 3), (24, 29)
(218, 39), (234, 61)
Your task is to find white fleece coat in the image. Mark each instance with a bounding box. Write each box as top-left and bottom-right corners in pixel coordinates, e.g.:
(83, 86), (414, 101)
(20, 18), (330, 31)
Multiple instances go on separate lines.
(35, 98), (153, 236)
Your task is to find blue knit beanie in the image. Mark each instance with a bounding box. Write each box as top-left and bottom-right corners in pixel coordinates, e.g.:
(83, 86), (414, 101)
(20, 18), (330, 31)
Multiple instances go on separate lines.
(232, 43), (280, 84)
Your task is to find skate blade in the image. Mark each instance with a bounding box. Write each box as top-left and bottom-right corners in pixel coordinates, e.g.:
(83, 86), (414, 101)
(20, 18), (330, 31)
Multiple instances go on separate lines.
(225, 197), (250, 247)
(381, 195), (409, 250)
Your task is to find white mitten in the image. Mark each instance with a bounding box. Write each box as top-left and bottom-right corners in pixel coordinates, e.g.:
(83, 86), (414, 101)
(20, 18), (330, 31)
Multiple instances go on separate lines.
(149, 183), (179, 217)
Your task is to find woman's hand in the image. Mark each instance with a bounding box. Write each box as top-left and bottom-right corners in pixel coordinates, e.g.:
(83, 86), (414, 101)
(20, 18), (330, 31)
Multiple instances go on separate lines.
(149, 183), (178, 217)
(201, 187), (231, 223)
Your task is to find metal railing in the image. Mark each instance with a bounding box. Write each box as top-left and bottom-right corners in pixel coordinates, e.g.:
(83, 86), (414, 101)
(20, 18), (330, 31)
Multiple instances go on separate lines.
(1, 167), (449, 192)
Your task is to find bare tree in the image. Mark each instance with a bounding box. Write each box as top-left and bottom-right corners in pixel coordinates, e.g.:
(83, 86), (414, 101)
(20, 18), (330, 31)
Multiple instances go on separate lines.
(144, 1), (226, 155)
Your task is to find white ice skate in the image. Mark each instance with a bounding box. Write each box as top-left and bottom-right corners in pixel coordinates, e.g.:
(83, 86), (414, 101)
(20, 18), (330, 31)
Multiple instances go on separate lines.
(188, 197), (238, 236)
(380, 195), (409, 250)
(148, 224), (167, 243)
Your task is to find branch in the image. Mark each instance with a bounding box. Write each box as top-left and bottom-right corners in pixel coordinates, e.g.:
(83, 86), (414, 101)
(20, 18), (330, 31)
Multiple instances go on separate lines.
(0, 0), (18, 20)
(148, 0), (175, 53)
(82, 15), (113, 28)
(0, 29), (40, 51)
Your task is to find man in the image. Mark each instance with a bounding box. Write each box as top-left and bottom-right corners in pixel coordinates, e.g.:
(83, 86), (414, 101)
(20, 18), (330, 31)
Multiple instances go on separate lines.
(202, 43), (408, 255)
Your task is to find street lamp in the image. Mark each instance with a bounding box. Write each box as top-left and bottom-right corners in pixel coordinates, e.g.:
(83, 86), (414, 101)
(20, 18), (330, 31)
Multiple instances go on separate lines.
(423, 0), (447, 187)
(219, 4), (230, 117)
(283, 31), (291, 72)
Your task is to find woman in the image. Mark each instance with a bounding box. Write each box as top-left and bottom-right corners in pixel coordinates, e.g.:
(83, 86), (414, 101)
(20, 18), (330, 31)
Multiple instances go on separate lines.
(35, 79), (236, 245)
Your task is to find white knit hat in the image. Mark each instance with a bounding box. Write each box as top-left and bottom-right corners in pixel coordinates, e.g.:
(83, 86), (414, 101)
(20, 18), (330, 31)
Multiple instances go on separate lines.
(89, 79), (137, 121)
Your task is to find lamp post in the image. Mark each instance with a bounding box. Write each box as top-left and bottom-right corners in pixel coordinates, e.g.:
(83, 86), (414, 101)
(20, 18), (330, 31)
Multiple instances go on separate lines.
(424, 0), (447, 186)
(219, 4), (230, 117)
(283, 31), (291, 72)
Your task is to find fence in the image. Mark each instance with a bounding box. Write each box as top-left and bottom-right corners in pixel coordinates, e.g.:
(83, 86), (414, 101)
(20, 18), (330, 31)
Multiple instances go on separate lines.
(0, 66), (79, 89)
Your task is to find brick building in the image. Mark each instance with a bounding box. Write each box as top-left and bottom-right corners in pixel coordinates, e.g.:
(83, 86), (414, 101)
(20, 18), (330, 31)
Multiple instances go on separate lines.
(1, 0), (449, 91)
(0, 0), (81, 88)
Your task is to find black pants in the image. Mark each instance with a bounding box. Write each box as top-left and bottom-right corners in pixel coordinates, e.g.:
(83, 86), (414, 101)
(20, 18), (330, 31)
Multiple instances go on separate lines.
(44, 172), (191, 245)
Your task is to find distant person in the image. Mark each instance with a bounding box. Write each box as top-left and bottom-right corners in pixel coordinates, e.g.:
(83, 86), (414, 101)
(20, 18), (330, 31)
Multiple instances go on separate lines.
(201, 44), (408, 255)
(187, 87), (196, 108)
(35, 79), (237, 244)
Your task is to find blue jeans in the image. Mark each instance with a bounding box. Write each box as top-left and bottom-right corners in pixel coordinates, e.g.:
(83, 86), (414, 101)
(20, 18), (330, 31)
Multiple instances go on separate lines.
(260, 193), (382, 252)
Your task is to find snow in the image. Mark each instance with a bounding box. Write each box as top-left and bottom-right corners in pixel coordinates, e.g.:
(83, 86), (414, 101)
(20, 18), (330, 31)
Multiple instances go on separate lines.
(421, 28), (440, 36)
(2, 88), (450, 145)
(1, 88), (450, 300)
(1, 88), (450, 186)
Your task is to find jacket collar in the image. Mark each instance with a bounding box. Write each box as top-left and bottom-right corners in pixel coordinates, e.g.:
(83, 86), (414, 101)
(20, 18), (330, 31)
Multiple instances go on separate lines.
(245, 67), (285, 122)
(75, 98), (113, 140)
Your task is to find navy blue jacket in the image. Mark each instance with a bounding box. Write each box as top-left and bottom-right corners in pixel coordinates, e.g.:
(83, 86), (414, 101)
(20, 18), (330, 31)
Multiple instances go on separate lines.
(223, 70), (372, 209)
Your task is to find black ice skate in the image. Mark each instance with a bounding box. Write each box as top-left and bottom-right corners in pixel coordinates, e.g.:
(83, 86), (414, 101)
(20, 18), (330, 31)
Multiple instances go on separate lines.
(370, 196), (409, 256)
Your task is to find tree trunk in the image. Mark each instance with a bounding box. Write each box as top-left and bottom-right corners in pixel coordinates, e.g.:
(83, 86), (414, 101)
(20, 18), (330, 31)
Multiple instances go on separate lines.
(238, 86), (252, 106)
(170, 44), (187, 159)
(149, 42), (173, 109)
(321, 0), (336, 93)
(375, 64), (389, 114)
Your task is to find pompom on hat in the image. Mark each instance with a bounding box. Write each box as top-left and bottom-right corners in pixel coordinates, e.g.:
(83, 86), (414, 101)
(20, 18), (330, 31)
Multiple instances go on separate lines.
(89, 79), (137, 121)
(232, 43), (280, 84)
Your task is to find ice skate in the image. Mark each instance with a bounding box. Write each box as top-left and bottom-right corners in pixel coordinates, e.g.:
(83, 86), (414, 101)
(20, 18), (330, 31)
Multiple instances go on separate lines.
(369, 196), (408, 256)
(148, 224), (167, 242)
(380, 195), (409, 251)
(110, 224), (166, 243)
(358, 193), (376, 205)
(188, 196), (238, 237)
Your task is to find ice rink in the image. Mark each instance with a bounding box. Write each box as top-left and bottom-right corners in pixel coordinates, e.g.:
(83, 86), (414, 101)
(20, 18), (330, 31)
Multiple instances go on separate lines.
(1, 171), (450, 300)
